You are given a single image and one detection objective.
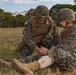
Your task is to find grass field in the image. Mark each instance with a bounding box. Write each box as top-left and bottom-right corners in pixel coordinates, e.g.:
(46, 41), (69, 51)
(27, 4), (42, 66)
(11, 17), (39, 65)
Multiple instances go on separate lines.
(0, 27), (76, 75)
(0, 28), (23, 60)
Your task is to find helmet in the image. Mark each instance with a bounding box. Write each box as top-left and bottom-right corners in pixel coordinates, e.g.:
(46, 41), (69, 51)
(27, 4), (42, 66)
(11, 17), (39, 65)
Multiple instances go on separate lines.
(57, 8), (75, 21)
(28, 8), (35, 16)
(25, 8), (35, 20)
(35, 5), (49, 18)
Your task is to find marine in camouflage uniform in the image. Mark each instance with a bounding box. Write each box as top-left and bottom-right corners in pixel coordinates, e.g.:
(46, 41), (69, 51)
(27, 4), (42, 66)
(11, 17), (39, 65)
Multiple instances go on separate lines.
(47, 8), (76, 70)
(25, 8), (35, 21)
(8, 8), (76, 75)
(16, 5), (58, 61)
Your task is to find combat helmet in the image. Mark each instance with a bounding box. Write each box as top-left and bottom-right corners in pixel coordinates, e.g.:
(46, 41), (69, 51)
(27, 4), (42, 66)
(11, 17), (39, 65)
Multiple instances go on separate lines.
(25, 8), (35, 20)
(57, 8), (75, 21)
(35, 5), (49, 18)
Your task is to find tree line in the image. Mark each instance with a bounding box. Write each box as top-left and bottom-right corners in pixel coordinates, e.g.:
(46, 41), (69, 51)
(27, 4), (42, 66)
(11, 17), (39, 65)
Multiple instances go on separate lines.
(0, 9), (25, 28)
(0, 4), (76, 28)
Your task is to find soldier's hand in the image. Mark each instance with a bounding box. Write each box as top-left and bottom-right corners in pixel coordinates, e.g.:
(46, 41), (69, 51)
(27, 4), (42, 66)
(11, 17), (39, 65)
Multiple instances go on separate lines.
(38, 46), (48, 55)
(35, 46), (48, 55)
(35, 46), (41, 52)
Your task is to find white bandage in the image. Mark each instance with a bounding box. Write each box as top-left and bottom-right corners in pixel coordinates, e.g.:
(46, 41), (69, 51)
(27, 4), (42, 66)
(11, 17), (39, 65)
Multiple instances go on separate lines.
(38, 56), (52, 69)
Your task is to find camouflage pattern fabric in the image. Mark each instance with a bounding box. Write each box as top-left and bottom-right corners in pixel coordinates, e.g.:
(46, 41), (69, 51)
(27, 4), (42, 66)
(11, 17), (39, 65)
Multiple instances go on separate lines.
(17, 5), (59, 60)
(18, 23), (37, 57)
(57, 8), (75, 21)
(47, 24), (76, 70)
(18, 54), (41, 63)
(19, 45), (33, 58)
(18, 21), (58, 58)
(18, 25), (59, 63)
(42, 25), (59, 49)
(25, 8), (35, 21)
(35, 5), (49, 18)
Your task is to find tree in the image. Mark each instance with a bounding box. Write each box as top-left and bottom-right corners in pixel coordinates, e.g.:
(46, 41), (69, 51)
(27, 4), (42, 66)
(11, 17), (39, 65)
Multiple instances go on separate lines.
(0, 8), (25, 28)
(15, 14), (25, 27)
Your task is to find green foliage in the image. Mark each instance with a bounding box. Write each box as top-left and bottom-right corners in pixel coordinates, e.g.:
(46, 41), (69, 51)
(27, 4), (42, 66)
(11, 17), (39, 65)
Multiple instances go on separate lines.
(0, 4), (76, 28)
(0, 9), (4, 13)
(14, 14), (25, 27)
(0, 9), (25, 28)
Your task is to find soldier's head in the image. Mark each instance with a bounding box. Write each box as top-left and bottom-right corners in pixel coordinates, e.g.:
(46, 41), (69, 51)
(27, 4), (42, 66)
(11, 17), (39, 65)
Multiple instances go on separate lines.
(35, 5), (49, 24)
(57, 8), (75, 27)
(25, 8), (35, 21)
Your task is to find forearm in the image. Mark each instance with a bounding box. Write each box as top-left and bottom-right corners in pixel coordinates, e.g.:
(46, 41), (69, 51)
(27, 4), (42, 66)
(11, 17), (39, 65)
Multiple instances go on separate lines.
(23, 23), (37, 50)
(25, 38), (37, 50)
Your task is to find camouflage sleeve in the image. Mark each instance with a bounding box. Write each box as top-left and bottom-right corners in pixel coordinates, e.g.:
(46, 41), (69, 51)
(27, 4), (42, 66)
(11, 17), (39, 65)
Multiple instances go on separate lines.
(48, 17), (59, 37)
(48, 22), (59, 46)
(23, 22), (37, 50)
(57, 25), (76, 50)
(42, 22), (59, 48)
(47, 25), (76, 62)
(51, 23), (60, 46)
(51, 22), (59, 37)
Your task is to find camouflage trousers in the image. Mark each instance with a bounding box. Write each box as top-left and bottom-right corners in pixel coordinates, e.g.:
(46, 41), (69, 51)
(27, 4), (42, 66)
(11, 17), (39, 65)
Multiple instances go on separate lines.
(19, 46), (76, 70)
(47, 48), (76, 70)
(18, 35), (59, 60)
(18, 42), (51, 60)
(18, 44), (47, 63)
(18, 53), (41, 63)
(19, 45), (33, 58)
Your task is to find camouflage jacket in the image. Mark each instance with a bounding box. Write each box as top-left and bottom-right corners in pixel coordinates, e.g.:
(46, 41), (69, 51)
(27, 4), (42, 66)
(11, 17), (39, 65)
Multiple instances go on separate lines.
(18, 16), (58, 51)
(47, 24), (76, 69)
(57, 24), (76, 51)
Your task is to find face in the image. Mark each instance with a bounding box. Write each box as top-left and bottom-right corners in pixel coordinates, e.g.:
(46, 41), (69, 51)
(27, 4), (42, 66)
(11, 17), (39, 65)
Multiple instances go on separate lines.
(59, 18), (67, 27)
(37, 16), (47, 24)
(59, 18), (73, 28)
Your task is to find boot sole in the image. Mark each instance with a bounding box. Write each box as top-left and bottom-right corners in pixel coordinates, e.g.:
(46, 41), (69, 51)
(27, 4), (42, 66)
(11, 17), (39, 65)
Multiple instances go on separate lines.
(11, 58), (33, 75)
(0, 59), (11, 69)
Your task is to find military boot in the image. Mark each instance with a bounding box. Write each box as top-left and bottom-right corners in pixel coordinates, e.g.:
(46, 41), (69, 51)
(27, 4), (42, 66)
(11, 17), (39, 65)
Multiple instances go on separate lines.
(0, 59), (12, 69)
(11, 58), (40, 75)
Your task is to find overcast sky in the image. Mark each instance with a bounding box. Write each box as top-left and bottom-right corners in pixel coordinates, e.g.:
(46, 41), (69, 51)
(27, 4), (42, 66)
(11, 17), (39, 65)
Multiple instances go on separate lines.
(0, 0), (75, 13)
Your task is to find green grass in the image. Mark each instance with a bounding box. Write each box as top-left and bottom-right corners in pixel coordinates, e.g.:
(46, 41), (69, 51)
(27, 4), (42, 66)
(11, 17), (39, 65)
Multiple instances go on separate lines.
(0, 27), (76, 75)
(0, 28), (23, 60)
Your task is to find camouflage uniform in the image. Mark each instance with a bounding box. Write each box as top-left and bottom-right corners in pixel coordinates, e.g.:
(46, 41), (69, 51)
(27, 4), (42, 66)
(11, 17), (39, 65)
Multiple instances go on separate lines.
(47, 8), (76, 70)
(16, 5), (58, 61)
(9, 8), (76, 75)
(25, 8), (35, 21)
(47, 25), (76, 70)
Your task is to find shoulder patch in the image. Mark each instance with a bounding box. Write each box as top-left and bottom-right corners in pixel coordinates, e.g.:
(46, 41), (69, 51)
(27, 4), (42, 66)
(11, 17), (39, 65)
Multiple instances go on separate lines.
(25, 21), (28, 25)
